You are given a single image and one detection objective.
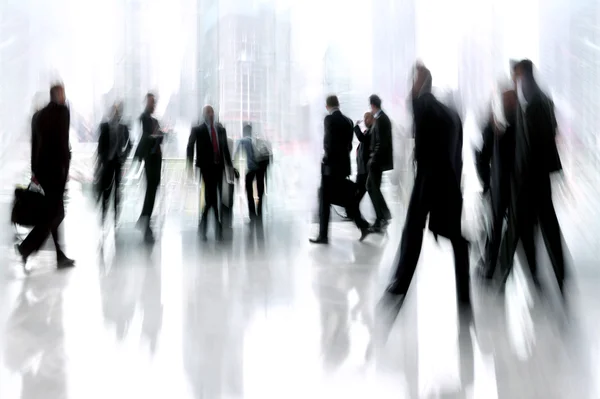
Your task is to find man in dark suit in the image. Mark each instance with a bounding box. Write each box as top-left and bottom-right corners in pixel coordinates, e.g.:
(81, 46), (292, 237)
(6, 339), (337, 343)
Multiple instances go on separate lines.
(474, 88), (520, 280)
(310, 95), (370, 244)
(97, 101), (132, 227)
(17, 83), (75, 270)
(134, 93), (163, 242)
(386, 65), (470, 307)
(187, 105), (235, 241)
(499, 59), (566, 292)
(354, 111), (373, 203)
(367, 94), (393, 233)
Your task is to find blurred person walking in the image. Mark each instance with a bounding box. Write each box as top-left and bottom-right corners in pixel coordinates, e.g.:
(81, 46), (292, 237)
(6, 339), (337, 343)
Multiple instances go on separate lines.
(187, 105), (236, 241)
(474, 82), (520, 280)
(498, 59), (566, 292)
(134, 93), (163, 242)
(385, 65), (470, 306)
(310, 95), (371, 244)
(234, 123), (269, 222)
(16, 83), (75, 270)
(366, 95), (393, 233)
(96, 102), (132, 228)
(354, 112), (374, 204)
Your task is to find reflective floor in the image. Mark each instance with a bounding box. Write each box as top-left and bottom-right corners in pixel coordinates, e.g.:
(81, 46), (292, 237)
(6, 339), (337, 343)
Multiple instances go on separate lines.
(0, 170), (599, 399)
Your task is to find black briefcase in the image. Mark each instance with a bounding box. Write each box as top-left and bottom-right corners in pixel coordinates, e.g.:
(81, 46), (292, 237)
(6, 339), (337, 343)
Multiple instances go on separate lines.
(11, 186), (47, 227)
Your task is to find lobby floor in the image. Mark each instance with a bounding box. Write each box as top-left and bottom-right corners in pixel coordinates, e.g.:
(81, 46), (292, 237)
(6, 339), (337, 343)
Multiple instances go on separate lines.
(0, 168), (599, 399)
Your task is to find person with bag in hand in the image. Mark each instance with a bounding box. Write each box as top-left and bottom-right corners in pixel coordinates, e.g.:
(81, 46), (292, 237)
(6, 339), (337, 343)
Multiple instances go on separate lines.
(16, 83), (75, 271)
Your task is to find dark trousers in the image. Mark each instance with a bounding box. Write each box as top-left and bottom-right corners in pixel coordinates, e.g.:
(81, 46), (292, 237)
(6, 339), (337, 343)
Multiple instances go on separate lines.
(200, 166), (224, 236)
(101, 159), (123, 224)
(245, 167), (266, 218)
(140, 155), (162, 220)
(367, 167), (391, 223)
(481, 184), (512, 277)
(390, 183), (470, 302)
(319, 175), (369, 238)
(356, 173), (368, 204)
(20, 179), (66, 259)
(499, 177), (565, 290)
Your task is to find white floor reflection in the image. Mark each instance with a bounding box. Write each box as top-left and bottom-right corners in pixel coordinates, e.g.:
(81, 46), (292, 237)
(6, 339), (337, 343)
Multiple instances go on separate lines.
(0, 156), (598, 398)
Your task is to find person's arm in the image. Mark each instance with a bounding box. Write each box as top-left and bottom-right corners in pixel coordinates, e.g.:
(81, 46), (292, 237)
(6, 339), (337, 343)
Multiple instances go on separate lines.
(323, 115), (332, 164)
(222, 127), (234, 169)
(60, 107), (71, 176)
(354, 124), (367, 142)
(186, 127), (197, 168)
(31, 114), (40, 178)
(475, 122), (494, 193)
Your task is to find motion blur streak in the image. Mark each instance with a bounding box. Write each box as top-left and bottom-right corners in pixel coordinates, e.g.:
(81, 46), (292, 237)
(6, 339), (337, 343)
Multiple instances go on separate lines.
(0, 0), (599, 398)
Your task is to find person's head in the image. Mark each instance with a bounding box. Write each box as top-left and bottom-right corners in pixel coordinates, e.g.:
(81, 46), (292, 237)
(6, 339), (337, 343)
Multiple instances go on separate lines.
(412, 64), (432, 98)
(243, 123), (252, 138)
(50, 83), (66, 105)
(364, 112), (374, 128)
(325, 95), (339, 113)
(513, 59), (535, 84)
(369, 95), (382, 114)
(145, 93), (156, 113)
(112, 101), (124, 121)
(202, 105), (215, 124)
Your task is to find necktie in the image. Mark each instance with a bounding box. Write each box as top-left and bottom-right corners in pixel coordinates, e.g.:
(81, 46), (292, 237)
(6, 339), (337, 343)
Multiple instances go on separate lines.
(211, 125), (220, 164)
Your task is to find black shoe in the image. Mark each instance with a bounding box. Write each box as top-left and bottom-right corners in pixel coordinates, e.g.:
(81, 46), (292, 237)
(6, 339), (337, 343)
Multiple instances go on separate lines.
(309, 236), (328, 244)
(359, 228), (371, 242)
(57, 256), (75, 269)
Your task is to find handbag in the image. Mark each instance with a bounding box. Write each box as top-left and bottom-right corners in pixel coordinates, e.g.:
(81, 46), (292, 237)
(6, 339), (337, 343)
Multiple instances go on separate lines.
(11, 183), (47, 227)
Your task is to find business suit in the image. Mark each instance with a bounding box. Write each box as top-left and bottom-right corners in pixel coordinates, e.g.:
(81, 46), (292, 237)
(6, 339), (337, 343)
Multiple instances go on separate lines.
(354, 124), (371, 203)
(134, 111), (163, 230)
(387, 93), (470, 304)
(474, 117), (521, 279)
(315, 109), (369, 241)
(97, 120), (132, 224)
(368, 110), (393, 227)
(19, 102), (72, 264)
(499, 89), (566, 291)
(187, 122), (234, 239)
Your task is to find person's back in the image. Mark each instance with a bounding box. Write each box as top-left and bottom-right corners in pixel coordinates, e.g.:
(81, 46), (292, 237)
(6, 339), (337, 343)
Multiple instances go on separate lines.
(36, 101), (70, 181)
(324, 110), (353, 178)
(413, 92), (462, 181)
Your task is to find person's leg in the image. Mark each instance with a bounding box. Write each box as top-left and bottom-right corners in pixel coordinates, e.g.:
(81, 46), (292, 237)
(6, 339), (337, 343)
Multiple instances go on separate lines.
(343, 179), (370, 239)
(200, 171), (216, 238)
(480, 189), (509, 278)
(386, 182), (429, 296)
(245, 170), (256, 218)
(356, 174), (368, 204)
(214, 168), (224, 238)
(451, 235), (471, 305)
(18, 186), (65, 261)
(100, 161), (115, 224)
(498, 202), (523, 287)
(256, 167), (266, 218)
(113, 161), (123, 226)
(367, 168), (391, 228)
(537, 182), (566, 291)
(139, 156), (161, 237)
(315, 176), (331, 241)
